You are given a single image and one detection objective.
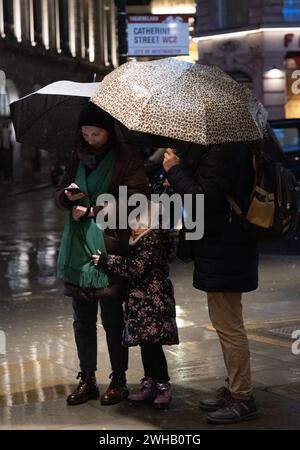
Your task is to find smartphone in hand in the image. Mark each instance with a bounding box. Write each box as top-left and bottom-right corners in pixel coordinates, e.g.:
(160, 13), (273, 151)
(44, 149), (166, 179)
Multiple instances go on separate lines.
(64, 188), (87, 203)
(65, 187), (87, 195)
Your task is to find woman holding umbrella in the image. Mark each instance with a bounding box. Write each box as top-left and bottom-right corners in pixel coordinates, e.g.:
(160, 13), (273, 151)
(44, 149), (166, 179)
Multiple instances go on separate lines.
(55, 102), (149, 406)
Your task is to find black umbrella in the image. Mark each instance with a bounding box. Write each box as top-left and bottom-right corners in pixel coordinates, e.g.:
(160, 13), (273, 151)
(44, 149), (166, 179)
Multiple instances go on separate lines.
(10, 81), (100, 152)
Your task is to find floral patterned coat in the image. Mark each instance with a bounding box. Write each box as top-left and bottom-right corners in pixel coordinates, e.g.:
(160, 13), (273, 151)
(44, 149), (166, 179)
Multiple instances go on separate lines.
(100, 229), (179, 347)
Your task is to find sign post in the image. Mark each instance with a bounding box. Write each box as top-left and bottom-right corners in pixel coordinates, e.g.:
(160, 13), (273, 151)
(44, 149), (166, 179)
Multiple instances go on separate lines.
(117, 0), (128, 65)
(128, 14), (190, 57)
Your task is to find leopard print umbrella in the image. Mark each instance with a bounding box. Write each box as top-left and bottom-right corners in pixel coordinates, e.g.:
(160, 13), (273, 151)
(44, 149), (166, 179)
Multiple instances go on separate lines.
(91, 58), (267, 145)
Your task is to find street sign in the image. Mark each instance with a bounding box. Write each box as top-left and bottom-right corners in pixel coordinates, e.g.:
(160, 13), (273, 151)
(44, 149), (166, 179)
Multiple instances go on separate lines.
(127, 14), (190, 57)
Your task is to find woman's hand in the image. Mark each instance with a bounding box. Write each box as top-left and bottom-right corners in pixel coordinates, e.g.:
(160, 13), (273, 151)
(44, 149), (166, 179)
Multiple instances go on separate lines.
(163, 148), (181, 172)
(91, 250), (102, 266)
(163, 178), (171, 188)
(64, 183), (86, 201)
(72, 205), (89, 221)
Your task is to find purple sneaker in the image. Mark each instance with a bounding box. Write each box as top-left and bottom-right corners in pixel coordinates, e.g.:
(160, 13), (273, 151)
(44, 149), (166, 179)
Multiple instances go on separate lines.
(127, 377), (157, 404)
(153, 382), (172, 410)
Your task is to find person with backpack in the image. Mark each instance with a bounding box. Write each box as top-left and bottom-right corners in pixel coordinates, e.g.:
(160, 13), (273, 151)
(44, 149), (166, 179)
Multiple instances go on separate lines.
(163, 143), (259, 425)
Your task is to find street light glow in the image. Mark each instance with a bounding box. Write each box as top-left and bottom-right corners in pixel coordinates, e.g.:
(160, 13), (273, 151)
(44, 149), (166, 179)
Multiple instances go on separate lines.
(193, 27), (300, 41)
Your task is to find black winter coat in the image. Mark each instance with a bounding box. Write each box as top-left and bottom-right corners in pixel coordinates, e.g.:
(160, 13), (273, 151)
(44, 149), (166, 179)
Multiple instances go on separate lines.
(167, 142), (259, 293)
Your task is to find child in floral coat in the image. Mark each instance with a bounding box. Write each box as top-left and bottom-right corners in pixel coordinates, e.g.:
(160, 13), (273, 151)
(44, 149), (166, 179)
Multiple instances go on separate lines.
(92, 210), (179, 409)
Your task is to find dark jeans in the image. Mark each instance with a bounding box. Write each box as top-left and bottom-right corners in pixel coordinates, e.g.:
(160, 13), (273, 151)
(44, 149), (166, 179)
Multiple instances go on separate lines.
(140, 343), (170, 381)
(72, 295), (128, 374)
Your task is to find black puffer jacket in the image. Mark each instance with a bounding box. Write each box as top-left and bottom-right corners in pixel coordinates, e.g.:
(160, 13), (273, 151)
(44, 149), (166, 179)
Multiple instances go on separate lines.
(167, 142), (259, 293)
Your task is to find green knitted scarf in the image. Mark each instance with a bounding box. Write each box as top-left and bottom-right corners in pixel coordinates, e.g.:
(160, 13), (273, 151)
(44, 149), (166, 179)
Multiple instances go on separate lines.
(57, 149), (115, 288)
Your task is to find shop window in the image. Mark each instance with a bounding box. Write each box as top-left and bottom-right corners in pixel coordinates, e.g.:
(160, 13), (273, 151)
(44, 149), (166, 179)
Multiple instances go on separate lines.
(209, 0), (249, 30)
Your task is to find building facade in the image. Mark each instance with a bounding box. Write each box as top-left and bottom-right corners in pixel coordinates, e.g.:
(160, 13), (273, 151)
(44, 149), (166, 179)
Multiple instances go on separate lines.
(0, 0), (116, 182)
(194, 0), (300, 119)
(0, 0), (117, 98)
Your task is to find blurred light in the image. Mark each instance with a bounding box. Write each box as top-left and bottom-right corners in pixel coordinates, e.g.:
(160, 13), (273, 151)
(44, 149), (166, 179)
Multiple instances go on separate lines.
(6, 78), (20, 103)
(88, 0), (95, 62)
(151, 1), (196, 14)
(79, 0), (86, 59)
(69, 0), (76, 57)
(29, 0), (35, 46)
(194, 27), (300, 41)
(0, 1), (5, 37)
(265, 67), (285, 79)
(0, 70), (5, 94)
(110, 1), (118, 67)
(41, 0), (50, 49)
(283, 0), (300, 21)
(263, 77), (286, 93)
(54, 0), (61, 54)
(2, 361), (13, 407)
(102, 2), (109, 66)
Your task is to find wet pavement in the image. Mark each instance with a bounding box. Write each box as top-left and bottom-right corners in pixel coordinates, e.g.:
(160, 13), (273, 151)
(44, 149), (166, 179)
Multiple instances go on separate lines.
(0, 188), (300, 429)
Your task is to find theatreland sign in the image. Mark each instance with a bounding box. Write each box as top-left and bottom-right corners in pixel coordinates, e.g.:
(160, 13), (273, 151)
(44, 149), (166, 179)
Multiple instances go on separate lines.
(127, 14), (190, 56)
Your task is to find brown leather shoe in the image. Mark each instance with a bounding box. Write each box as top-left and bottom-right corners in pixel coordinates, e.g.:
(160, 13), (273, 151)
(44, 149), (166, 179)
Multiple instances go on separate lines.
(67, 372), (99, 406)
(100, 372), (129, 405)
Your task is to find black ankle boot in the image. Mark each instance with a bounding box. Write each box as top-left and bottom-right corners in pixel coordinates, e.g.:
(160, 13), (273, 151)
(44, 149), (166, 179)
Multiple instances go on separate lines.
(67, 371), (99, 406)
(100, 371), (129, 405)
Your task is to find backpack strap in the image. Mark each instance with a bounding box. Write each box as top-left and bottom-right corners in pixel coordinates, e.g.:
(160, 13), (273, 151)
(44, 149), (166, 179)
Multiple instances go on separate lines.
(226, 152), (258, 222)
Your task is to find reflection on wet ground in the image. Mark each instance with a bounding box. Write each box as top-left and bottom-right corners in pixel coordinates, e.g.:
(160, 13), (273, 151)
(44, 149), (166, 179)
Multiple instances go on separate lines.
(0, 188), (300, 429)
